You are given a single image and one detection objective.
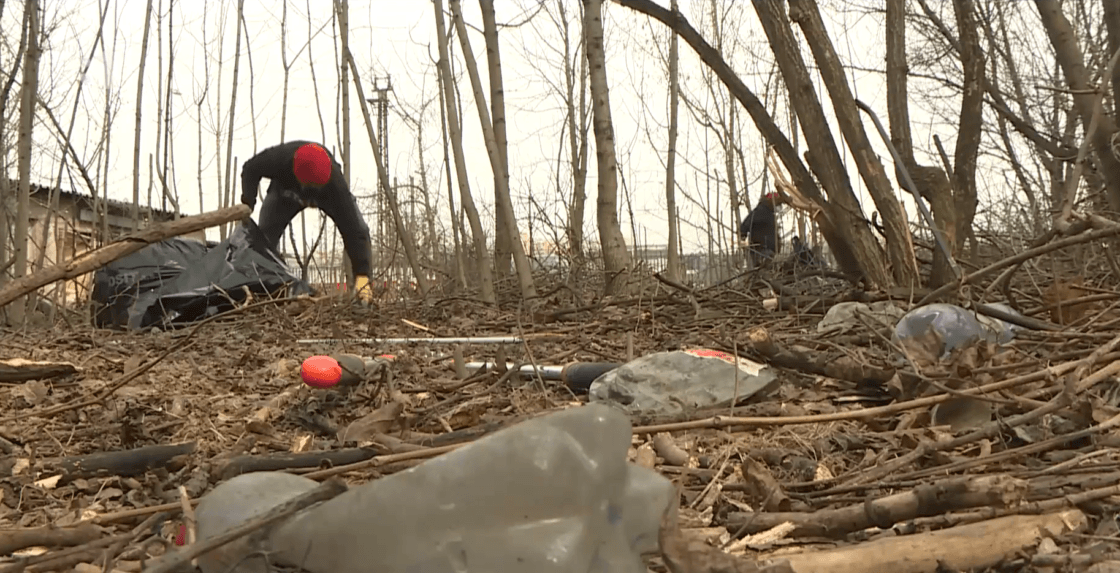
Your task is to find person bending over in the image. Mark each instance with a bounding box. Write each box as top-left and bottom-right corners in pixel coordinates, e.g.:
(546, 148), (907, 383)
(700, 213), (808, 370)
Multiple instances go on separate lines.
(739, 192), (783, 267)
(241, 140), (374, 302)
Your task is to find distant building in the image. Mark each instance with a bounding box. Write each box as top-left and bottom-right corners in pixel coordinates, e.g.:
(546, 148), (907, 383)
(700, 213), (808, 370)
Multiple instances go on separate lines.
(10, 182), (206, 304)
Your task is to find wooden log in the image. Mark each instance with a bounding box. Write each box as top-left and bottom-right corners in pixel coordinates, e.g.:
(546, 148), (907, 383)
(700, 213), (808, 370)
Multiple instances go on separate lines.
(0, 523), (102, 556)
(0, 358), (79, 382)
(764, 509), (1086, 573)
(0, 204), (250, 309)
(726, 475), (1028, 538)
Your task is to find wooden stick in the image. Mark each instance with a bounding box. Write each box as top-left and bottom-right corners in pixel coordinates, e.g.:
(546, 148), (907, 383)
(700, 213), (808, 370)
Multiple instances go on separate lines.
(0, 204), (249, 308)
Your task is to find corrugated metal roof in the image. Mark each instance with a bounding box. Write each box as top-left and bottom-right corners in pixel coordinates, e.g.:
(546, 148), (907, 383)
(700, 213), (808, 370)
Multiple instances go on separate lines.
(26, 181), (181, 221)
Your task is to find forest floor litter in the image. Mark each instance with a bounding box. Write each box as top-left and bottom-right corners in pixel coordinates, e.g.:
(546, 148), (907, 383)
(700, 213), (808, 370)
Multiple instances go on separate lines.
(1, 269), (1119, 573)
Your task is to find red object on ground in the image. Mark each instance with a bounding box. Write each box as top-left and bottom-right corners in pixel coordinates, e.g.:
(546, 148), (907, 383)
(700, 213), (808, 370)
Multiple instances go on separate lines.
(301, 355), (342, 388)
(174, 524), (186, 546)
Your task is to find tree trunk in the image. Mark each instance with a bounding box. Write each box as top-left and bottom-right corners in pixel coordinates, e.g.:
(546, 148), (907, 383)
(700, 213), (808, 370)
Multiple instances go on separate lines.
(340, 38), (430, 295)
(435, 55), (469, 289)
(1035, 0), (1120, 212)
(434, 0), (496, 303)
(10, 0), (40, 325)
(951, 0), (983, 260)
(561, 0), (590, 273)
(452, 0), (537, 301)
(884, 0), (956, 287)
(788, 0), (918, 287)
(131, 0), (155, 232)
(0, 3), (31, 294)
(885, 0), (912, 162)
(663, 0), (682, 282)
(752, 0), (894, 287)
(1105, 0), (1120, 105)
(338, 0), (357, 284)
(280, 0), (290, 141)
(222, 0), (245, 238)
(584, 0), (633, 295)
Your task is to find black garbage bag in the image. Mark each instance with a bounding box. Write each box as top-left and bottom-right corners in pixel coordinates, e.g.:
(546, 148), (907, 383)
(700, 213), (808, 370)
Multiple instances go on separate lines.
(91, 219), (313, 330)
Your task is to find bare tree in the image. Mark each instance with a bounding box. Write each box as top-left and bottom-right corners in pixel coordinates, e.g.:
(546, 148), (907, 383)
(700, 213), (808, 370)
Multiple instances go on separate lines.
(159, 0), (178, 219)
(11, 0), (41, 324)
(1034, 0), (1120, 212)
(36, 1), (111, 278)
(949, 0), (984, 258)
(434, 52), (469, 289)
(783, 0), (920, 287)
(434, 0), (496, 303)
(0, 4), (31, 291)
(221, 0), (245, 237)
(450, 0), (538, 301)
(131, 0), (155, 231)
(615, 0), (872, 284)
(584, 0), (633, 295)
(562, 2), (591, 272)
(337, 2), (429, 296)
(663, 0), (682, 281)
(885, 0), (956, 285)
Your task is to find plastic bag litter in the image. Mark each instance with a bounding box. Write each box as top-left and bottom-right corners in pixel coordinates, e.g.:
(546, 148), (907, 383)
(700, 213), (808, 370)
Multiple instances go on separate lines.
(193, 404), (675, 573)
(91, 219), (311, 330)
(817, 301), (906, 336)
(588, 349), (776, 415)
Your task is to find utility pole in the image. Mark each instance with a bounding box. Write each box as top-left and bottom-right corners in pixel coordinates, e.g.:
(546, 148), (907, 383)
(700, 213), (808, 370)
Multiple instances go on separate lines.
(366, 75), (392, 274)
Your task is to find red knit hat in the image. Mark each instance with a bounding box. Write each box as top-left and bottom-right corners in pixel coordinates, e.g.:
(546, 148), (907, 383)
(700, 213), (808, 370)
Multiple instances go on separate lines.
(293, 143), (332, 186)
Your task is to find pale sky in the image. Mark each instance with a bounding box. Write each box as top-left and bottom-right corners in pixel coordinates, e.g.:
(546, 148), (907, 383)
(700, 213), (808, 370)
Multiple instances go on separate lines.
(9, 0), (995, 272)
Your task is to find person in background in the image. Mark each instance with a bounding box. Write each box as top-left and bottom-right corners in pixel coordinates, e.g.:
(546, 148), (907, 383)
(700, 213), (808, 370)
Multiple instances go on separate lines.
(739, 192), (784, 267)
(791, 235), (818, 267)
(241, 140), (374, 303)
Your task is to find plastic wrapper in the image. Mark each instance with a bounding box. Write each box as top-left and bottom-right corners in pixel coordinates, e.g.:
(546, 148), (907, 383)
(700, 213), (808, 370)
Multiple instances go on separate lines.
(588, 349), (776, 415)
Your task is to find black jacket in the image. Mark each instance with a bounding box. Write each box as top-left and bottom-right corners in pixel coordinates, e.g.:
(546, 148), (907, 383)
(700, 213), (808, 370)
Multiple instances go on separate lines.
(241, 141), (373, 276)
(740, 201), (777, 254)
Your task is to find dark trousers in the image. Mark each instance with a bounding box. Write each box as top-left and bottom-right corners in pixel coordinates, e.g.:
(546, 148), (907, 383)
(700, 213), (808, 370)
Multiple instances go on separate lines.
(257, 186), (373, 277)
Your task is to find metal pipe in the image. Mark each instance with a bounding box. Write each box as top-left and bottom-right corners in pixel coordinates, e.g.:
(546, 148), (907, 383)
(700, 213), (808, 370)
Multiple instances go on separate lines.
(464, 362), (564, 379)
(298, 336), (524, 345)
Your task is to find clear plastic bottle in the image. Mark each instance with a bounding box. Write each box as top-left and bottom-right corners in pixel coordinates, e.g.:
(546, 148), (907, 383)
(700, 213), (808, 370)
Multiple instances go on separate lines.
(195, 404), (675, 573)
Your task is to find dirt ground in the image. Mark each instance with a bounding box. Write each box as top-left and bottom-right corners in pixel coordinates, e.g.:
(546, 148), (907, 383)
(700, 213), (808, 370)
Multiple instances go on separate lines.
(1, 271), (1119, 573)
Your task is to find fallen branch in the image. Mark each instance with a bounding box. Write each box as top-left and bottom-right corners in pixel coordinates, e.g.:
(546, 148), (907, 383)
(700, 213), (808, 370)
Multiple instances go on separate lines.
(142, 478), (348, 573)
(40, 442), (196, 484)
(214, 447), (382, 481)
(726, 475), (1027, 538)
(763, 509), (1086, 573)
(0, 513), (163, 573)
(0, 204), (249, 309)
(0, 523), (102, 556)
(0, 358), (79, 382)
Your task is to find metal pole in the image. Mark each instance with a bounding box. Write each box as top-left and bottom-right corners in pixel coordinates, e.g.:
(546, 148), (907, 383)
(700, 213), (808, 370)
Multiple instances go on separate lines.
(298, 336), (527, 345)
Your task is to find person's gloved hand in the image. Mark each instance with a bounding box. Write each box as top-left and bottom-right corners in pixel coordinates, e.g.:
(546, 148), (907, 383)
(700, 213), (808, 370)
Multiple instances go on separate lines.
(354, 275), (375, 304)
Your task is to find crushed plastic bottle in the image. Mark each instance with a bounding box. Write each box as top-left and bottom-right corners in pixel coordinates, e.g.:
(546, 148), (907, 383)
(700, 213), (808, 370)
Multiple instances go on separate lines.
(588, 349), (776, 415)
(194, 403), (676, 573)
(892, 303), (997, 360)
(893, 302), (1026, 361)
